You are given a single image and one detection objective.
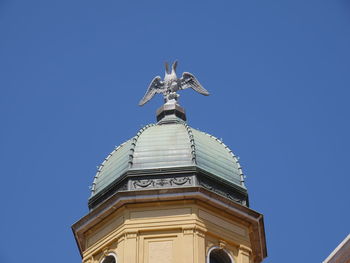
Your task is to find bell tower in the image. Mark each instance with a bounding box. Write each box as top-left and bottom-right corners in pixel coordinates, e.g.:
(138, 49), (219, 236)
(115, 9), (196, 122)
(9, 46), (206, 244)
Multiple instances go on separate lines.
(72, 62), (267, 263)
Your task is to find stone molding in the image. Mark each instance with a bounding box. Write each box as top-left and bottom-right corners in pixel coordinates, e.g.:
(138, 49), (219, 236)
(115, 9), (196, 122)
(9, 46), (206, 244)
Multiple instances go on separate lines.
(73, 187), (266, 262)
(89, 171), (248, 210)
(131, 176), (193, 190)
(125, 231), (138, 239)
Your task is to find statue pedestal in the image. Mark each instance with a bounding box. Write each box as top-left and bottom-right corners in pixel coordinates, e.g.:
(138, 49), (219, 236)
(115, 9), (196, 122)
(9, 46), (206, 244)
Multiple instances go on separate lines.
(156, 102), (186, 122)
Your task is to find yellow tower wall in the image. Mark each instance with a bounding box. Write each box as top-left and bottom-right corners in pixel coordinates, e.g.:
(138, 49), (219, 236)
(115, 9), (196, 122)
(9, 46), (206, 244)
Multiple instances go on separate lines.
(80, 200), (255, 263)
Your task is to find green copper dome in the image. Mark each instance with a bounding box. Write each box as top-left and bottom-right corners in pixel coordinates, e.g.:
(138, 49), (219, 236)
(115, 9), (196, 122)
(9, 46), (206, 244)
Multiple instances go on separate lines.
(90, 119), (246, 206)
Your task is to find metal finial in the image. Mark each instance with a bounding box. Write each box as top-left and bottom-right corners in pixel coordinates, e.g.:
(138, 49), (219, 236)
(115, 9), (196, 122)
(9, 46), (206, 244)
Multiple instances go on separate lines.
(139, 61), (210, 106)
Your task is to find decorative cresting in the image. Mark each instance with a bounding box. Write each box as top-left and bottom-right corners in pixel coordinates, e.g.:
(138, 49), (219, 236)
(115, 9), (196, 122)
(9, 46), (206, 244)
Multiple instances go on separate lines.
(90, 141), (130, 195)
(89, 121), (248, 209)
(128, 124), (155, 168)
(138, 61), (209, 106)
(90, 125), (155, 195)
(204, 132), (245, 188)
(184, 123), (197, 165)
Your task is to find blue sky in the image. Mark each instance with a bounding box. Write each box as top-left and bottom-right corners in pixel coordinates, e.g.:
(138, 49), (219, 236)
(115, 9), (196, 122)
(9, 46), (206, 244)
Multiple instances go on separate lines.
(1, 1), (349, 262)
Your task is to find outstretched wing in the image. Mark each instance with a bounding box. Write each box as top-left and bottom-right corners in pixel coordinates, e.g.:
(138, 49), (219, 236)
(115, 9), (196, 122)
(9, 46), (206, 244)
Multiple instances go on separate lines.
(180, 72), (210, 96)
(139, 76), (164, 106)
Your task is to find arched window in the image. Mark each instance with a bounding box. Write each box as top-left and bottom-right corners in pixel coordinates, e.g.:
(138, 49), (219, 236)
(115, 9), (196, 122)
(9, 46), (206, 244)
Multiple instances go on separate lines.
(207, 247), (233, 263)
(101, 254), (117, 263)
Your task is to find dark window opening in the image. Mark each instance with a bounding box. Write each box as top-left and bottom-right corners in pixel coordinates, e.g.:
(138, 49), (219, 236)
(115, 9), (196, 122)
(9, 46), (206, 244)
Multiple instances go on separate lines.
(209, 249), (232, 263)
(102, 255), (116, 263)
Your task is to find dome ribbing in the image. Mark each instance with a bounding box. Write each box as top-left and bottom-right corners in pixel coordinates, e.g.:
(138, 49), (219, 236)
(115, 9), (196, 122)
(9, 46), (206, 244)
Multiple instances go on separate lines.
(89, 120), (246, 209)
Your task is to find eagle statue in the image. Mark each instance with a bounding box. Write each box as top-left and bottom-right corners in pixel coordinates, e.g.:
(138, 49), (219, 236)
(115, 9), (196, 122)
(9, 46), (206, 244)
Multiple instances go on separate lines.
(139, 61), (210, 106)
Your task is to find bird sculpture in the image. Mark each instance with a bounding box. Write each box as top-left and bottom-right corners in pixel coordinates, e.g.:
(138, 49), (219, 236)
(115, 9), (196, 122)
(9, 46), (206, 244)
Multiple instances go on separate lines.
(139, 61), (210, 106)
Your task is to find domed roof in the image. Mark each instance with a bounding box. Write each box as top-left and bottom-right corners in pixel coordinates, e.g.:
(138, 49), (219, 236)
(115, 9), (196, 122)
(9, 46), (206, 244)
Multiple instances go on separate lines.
(90, 120), (245, 200)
